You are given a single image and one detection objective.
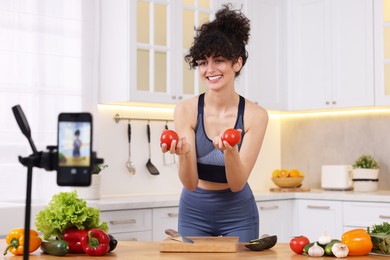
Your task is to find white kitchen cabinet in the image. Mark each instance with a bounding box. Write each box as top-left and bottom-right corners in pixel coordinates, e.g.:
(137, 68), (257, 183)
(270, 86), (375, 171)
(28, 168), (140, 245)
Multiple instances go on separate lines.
(295, 199), (343, 241)
(374, 0), (390, 105)
(343, 201), (390, 232)
(100, 209), (152, 241)
(242, 0), (288, 110)
(288, 0), (374, 110)
(99, 0), (215, 104)
(152, 207), (179, 241)
(257, 200), (293, 243)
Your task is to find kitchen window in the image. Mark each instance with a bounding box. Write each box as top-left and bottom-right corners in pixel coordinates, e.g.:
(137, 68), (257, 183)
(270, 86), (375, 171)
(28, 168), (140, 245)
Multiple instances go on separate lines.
(0, 0), (98, 201)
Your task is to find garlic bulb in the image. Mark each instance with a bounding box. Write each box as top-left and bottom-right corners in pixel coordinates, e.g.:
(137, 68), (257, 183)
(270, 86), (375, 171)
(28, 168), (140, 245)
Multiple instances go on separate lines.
(318, 230), (332, 245)
(308, 242), (325, 257)
(331, 243), (349, 258)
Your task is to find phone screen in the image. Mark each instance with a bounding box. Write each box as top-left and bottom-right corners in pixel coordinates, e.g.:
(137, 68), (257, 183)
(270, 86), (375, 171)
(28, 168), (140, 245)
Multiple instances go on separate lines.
(57, 113), (92, 186)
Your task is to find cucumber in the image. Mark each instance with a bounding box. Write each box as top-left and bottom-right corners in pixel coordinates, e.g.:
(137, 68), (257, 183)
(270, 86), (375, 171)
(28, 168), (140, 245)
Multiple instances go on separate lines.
(40, 240), (69, 256)
(303, 242), (315, 254)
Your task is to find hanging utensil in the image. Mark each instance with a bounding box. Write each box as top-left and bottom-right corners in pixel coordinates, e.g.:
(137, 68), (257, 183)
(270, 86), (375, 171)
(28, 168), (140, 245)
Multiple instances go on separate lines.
(163, 121), (176, 165)
(126, 121), (136, 175)
(146, 122), (159, 175)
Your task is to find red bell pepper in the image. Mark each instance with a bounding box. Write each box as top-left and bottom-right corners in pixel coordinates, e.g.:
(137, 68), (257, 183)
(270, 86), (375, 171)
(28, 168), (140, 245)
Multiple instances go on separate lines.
(63, 228), (88, 253)
(80, 228), (110, 256)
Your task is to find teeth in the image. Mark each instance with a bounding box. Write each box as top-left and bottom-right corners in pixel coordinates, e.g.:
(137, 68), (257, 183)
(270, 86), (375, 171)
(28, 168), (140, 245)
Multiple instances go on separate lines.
(208, 75), (222, 81)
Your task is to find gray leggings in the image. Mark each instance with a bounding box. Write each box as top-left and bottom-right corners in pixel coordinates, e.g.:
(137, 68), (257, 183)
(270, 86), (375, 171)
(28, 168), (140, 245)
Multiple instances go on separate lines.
(178, 183), (259, 242)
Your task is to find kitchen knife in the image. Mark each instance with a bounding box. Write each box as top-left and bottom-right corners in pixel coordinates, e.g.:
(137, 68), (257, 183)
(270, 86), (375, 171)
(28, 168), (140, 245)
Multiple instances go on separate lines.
(165, 229), (194, 243)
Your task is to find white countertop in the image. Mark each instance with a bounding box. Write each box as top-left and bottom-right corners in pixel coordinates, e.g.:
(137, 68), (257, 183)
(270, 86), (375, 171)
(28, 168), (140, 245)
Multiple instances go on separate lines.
(2, 189), (390, 212)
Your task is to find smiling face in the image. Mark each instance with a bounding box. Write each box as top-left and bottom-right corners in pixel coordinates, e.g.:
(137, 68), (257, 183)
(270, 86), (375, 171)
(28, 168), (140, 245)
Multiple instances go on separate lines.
(196, 56), (242, 91)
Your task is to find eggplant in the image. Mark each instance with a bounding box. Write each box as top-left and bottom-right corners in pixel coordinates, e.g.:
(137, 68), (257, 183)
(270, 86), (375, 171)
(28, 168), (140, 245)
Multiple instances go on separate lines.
(108, 234), (118, 252)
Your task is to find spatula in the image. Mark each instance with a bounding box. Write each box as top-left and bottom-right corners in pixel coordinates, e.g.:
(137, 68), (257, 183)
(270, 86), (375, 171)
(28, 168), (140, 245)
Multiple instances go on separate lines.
(146, 122), (159, 175)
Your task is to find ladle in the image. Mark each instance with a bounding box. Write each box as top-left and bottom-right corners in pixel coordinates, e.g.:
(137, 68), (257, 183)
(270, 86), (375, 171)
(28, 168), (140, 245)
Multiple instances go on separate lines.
(126, 121), (136, 175)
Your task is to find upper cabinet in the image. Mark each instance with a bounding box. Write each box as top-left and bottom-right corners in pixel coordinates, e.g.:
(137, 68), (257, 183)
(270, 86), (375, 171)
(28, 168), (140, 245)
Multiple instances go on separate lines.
(287, 0), (374, 110)
(99, 0), (388, 111)
(99, 0), (213, 104)
(374, 0), (390, 106)
(243, 0), (288, 110)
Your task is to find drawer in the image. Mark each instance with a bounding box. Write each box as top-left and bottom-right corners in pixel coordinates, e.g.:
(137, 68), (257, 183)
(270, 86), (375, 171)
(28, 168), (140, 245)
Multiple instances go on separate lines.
(343, 202), (390, 228)
(152, 207), (179, 241)
(110, 231), (152, 242)
(100, 209), (152, 233)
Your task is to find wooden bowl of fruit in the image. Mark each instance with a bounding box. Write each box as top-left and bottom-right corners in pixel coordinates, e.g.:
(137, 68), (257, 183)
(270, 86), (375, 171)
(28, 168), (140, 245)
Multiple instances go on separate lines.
(271, 169), (304, 188)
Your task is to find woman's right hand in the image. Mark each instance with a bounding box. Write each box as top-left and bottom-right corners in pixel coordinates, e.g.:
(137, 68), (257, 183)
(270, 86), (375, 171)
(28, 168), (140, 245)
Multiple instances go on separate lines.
(161, 137), (191, 156)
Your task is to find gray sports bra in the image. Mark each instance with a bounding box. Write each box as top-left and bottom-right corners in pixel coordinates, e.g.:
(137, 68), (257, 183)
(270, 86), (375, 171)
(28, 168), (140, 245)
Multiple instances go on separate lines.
(195, 93), (245, 183)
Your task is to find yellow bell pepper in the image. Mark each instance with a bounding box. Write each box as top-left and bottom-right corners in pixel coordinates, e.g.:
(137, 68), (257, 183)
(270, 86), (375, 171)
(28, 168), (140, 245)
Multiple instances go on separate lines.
(341, 228), (373, 256)
(3, 228), (42, 255)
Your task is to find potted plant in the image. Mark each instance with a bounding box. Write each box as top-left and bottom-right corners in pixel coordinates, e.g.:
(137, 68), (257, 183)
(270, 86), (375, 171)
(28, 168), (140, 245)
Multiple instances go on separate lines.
(352, 155), (379, 192)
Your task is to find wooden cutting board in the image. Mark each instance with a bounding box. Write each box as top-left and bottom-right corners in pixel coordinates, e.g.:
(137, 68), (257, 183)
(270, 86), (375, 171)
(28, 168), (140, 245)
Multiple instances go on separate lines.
(159, 236), (239, 253)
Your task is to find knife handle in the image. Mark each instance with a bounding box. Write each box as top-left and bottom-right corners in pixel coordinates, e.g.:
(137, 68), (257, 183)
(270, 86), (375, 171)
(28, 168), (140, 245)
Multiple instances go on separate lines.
(165, 229), (178, 237)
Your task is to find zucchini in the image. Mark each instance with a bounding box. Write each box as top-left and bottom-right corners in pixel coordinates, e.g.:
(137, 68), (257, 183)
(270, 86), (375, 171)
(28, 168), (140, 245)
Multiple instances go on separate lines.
(40, 240), (69, 256)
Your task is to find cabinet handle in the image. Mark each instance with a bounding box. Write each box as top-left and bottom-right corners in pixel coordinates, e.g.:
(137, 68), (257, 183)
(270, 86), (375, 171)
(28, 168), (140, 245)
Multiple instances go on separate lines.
(167, 213), (179, 217)
(307, 205), (330, 210)
(379, 215), (390, 219)
(129, 238), (138, 241)
(332, 101), (336, 105)
(259, 205), (279, 210)
(110, 219), (137, 225)
(325, 101), (330, 105)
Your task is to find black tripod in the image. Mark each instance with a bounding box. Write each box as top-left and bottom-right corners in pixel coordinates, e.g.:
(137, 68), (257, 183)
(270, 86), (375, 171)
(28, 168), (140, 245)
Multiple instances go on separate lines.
(12, 105), (102, 259)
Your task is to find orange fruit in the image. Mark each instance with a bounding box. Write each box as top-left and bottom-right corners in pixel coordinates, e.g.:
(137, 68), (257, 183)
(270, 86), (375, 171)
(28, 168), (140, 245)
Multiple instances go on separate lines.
(277, 169), (289, 177)
(289, 169), (301, 177)
(272, 169), (280, 178)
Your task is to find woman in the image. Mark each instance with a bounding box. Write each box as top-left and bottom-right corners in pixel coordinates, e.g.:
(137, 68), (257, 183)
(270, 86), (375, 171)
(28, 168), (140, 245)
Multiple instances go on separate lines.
(162, 4), (268, 242)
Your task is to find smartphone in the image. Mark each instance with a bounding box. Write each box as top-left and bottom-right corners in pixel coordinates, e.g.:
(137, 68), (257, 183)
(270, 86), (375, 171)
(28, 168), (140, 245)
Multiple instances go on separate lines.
(57, 113), (93, 186)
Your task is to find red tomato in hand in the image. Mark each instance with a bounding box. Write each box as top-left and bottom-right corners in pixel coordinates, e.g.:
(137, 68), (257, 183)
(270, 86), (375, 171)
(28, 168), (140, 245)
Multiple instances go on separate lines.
(289, 236), (310, 254)
(160, 130), (179, 149)
(221, 128), (241, 146)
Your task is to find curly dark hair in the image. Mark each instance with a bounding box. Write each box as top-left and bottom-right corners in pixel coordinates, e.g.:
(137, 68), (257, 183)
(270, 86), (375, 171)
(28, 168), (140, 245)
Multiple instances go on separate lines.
(184, 4), (250, 77)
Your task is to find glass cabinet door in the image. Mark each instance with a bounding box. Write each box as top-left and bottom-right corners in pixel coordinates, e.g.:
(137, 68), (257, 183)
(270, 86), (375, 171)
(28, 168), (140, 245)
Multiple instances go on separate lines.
(134, 0), (212, 104)
(374, 0), (390, 105)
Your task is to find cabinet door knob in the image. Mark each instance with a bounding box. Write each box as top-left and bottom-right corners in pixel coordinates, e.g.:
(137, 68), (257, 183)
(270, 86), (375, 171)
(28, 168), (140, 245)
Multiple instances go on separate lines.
(325, 101), (330, 105)
(110, 219), (137, 225)
(332, 101), (336, 105)
(307, 205), (330, 210)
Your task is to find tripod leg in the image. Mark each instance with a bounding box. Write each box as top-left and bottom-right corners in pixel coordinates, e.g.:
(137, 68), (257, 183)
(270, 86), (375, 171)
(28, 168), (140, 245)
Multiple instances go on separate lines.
(23, 166), (33, 260)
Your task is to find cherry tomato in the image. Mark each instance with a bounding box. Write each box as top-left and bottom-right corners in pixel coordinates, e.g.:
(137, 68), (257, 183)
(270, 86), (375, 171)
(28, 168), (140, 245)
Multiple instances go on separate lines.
(160, 130), (179, 149)
(221, 128), (241, 146)
(290, 236), (310, 254)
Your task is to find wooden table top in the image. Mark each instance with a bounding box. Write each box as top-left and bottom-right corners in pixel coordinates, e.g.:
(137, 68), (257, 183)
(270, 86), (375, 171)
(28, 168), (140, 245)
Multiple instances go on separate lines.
(1, 239), (387, 259)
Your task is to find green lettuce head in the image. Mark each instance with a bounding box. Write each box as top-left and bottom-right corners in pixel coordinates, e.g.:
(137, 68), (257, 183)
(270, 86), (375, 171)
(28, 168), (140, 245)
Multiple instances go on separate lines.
(35, 190), (108, 240)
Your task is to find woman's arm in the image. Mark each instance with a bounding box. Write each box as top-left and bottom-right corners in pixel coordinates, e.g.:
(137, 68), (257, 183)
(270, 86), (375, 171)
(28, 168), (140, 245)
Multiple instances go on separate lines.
(217, 101), (269, 192)
(171, 99), (199, 191)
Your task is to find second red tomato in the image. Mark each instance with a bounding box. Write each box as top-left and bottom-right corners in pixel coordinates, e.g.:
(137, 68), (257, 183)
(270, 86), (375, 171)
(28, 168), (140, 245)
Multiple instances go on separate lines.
(289, 236), (310, 254)
(221, 128), (241, 146)
(160, 130), (179, 149)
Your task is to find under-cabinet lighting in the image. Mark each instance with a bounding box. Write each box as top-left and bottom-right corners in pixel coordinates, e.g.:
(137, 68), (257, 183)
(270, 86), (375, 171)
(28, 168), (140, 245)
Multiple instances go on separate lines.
(99, 103), (390, 120)
(269, 107), (390, 118)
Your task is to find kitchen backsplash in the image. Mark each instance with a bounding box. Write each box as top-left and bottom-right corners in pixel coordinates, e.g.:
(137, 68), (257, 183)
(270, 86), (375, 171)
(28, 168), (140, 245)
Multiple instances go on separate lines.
(95, 105), (279, 197)
(4, 106), (390, 202)
(281, 111), (390, 190)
